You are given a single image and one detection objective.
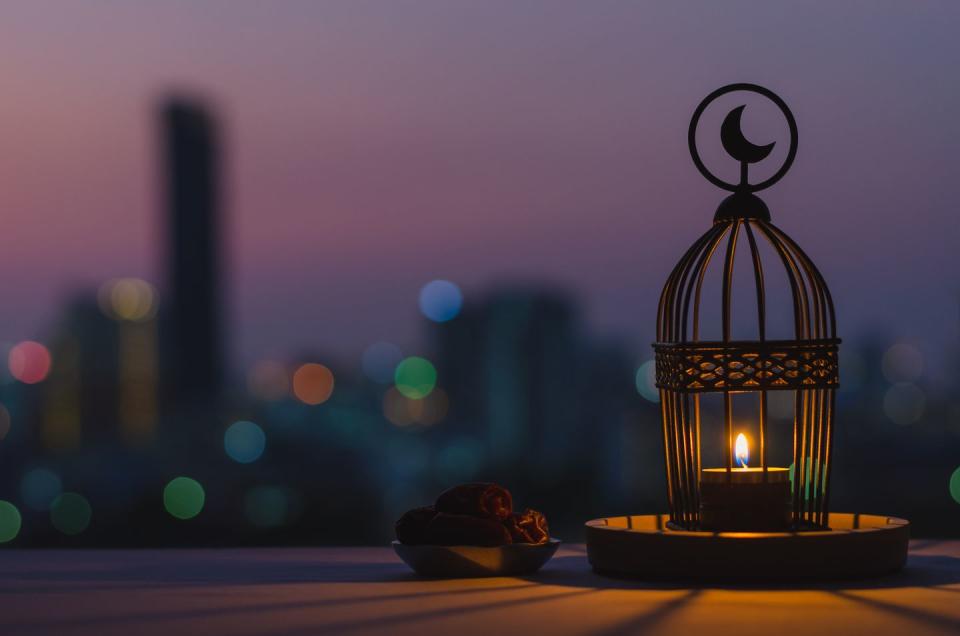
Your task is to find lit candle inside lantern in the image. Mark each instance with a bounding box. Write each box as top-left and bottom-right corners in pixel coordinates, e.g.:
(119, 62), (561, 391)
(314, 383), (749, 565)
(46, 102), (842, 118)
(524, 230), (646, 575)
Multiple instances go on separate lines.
(735, 433), (749, 467)
(699, 432), (791, 532)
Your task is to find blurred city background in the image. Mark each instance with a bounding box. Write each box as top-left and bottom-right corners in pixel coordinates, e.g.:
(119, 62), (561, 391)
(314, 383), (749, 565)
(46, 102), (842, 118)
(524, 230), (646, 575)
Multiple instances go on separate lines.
(0, 2), (958, 546)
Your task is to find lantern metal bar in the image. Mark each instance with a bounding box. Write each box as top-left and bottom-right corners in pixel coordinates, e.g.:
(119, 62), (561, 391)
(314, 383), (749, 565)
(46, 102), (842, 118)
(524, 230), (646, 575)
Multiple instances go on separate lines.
(743, 221), (768, 475)
(770, 222), (825, 339)
(659, 387), (676, 521)
(664, 391), (682, 524)
(721, 221), (742, 477)
(820, 389), (837, 527)
(672, 225), (725, 342)
(813, 388), (826, 522)
(674, 392), (692, 527)
(684, 222), (731, 341)
(679, 393), (696, 525)
(657, 227), (711, 341)
(766, 222), (837, 338)
(807, 388), (822, 523)
(675, 397), (688, 526)
(693, 393), (702, 520)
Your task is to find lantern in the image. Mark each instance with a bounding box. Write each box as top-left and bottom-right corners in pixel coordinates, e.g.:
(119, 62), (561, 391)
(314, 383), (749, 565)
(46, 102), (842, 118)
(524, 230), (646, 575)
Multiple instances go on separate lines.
(585, 84), (908, 580)
(655, 83), (839, 532)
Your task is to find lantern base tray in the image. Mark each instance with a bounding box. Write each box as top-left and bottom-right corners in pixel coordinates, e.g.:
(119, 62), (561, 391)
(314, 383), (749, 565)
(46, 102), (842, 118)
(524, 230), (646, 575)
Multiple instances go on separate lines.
(585, 512), (909, 581)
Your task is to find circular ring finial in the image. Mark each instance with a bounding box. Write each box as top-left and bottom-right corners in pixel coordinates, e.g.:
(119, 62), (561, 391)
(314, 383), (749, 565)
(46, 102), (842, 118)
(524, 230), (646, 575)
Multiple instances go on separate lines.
(688, 83), (798, 193)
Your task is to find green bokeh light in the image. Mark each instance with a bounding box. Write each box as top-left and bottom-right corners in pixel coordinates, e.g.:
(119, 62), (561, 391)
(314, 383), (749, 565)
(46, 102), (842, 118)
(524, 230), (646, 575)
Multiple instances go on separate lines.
(0, 500), (22, 543)
(163, 477), (205, 520)
(50, 493), (92, 535)
(789, 460), (824, 501)
(394, 356), (437, 399)
(949, 466), (960, 505)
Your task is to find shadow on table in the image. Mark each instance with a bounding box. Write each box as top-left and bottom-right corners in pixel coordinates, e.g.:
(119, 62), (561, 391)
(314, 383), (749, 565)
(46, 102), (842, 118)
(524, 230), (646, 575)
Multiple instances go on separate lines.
(3, 547), (959, 635)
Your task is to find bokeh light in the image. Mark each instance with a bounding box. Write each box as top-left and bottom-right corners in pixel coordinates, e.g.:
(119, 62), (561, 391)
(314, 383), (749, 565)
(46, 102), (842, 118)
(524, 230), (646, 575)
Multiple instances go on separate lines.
(8, 341), (52, 384)
(950, 467), (960, 505)
(50, 493), (92, 535)
(362, 342), (403, 384)
(0, 501), (21, 543)
(383, 387), (416, 427)
(292, 363), (335, 405)
(98, 278), (158, 322)
(224, 420), (266, 463)
(163, 477), (205, 520)
(789, 460), (823, 501)
(244, 486), (289, 528)
(383, 387), (449, 427)
(881, 343), (923, 383)
(883, 382), (925, 426)
(419, 280), (463, 322)
(247, 360), (289, 401)
(0, 403), (10, 441)
(20, 468), (63, 511)
(394, 357), (437, 399)
(635, 360), (659, 403)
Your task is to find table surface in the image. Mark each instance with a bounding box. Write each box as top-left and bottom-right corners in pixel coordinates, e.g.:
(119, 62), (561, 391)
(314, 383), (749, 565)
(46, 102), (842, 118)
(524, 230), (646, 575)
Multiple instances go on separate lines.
(0, 541), (958, 636)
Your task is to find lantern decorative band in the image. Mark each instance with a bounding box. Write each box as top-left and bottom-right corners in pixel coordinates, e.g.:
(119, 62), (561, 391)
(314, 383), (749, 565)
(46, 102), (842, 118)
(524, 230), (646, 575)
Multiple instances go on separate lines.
(655, 84), (838, 532)
(654, 338), (839, 393)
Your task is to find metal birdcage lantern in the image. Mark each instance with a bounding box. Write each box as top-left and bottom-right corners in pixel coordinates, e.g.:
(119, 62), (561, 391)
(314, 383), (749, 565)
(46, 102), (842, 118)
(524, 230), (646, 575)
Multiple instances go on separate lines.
(655, 84), (839, 532)
(585, 84), (909, 580)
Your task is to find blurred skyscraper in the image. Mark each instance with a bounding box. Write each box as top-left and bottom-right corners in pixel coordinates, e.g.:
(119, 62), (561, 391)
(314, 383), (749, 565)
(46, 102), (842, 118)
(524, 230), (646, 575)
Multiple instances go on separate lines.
(434, 289), (581, 472)
(160, 98), (225, 411)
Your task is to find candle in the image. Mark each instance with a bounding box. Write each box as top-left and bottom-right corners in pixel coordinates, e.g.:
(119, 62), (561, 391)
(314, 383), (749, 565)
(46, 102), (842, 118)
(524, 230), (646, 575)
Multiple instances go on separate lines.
(699, 434), (791, 531)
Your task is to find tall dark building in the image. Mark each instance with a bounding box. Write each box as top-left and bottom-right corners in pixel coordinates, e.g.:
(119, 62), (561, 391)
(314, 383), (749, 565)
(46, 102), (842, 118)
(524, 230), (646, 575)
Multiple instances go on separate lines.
(161, 99), (224, 410)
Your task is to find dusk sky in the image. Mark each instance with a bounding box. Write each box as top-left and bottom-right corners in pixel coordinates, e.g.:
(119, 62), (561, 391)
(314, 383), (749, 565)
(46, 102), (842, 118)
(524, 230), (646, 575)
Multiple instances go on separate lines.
(0, 2), (957, 374)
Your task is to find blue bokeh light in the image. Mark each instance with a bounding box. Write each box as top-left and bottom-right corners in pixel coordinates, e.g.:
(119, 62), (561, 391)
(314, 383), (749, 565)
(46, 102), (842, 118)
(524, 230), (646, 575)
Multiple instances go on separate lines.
(635, 360), (660, 403)
(224, 420), (266, 464)
(20, 468), (63, 511)
(418, 280), (463, 323)
(362, 342), (403, 384)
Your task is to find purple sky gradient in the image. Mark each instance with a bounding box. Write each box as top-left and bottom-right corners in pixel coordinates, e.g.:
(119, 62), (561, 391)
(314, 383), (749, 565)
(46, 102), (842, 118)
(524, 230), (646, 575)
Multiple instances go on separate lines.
(0, 2), (957, 374)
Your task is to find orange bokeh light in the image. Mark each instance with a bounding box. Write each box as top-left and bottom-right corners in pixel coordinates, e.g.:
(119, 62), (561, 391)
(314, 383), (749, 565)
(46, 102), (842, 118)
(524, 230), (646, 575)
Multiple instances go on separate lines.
(9, 341), (52, 384)
(292, 363), (334, 405)
(382, 387), (448, 427)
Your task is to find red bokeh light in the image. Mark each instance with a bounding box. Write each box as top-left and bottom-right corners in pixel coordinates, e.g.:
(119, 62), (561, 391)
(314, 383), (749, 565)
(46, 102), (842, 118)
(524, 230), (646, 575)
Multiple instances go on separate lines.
(8, 341), (52, 384)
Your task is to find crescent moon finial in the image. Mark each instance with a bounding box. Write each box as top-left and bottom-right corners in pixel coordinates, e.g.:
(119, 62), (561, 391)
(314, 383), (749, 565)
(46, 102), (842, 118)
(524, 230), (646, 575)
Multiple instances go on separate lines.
(720, 105), (775, 165)
(688, 84), (798, 195)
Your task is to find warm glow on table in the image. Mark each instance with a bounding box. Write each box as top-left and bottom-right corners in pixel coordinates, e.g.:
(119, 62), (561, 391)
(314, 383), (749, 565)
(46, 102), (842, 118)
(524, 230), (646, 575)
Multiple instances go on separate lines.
(0, 543), (957, 636)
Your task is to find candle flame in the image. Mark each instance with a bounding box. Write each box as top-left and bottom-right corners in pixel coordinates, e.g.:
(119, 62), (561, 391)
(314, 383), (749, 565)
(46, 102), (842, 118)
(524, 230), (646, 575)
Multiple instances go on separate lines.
(735, 433), (749, 468)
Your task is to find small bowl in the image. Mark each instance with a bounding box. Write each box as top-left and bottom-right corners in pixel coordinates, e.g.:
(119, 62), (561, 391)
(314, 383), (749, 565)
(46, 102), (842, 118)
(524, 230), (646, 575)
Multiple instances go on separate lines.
(393, 539), (561, 578)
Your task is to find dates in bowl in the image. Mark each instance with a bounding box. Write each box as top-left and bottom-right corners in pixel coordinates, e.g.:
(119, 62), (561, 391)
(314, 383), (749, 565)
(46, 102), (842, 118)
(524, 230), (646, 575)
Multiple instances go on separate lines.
(393, 483), (559, 578)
